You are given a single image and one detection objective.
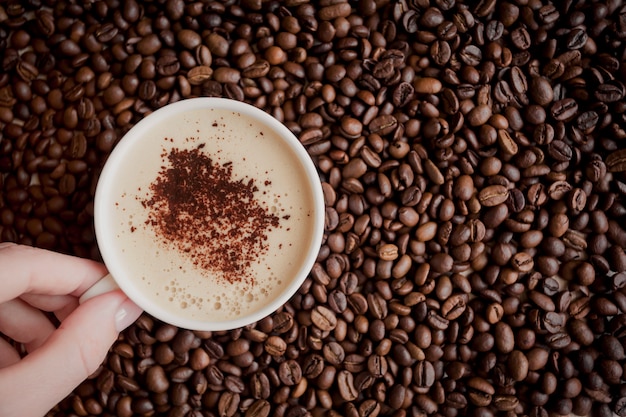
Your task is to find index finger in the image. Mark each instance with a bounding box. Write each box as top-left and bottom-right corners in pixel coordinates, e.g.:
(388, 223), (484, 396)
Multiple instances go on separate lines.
(0, 243), (108, 303)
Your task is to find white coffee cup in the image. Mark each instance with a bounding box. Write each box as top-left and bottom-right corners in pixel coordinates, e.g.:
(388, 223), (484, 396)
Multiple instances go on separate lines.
(80, 98), (324, 331)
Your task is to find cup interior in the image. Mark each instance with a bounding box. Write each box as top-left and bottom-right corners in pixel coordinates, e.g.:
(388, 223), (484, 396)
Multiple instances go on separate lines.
(94, 97), (324, 330)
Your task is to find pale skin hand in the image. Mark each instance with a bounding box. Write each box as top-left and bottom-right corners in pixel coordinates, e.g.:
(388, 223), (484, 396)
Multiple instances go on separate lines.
(0, 243), (143, 417)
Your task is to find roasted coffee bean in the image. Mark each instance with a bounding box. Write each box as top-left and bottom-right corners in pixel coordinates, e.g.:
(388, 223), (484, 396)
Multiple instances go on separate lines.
(551, 98), (578, 121)
(187, 66), (213, 85)
(595, 82), (625, 102)
(246, 399), (271, 417)
(302, 354), (324, 379)
(467, 376), (495, 407)
(607, 149), (626, 172)
(146, 366), (169, 393)
(337, 370), (358, 401)
(156, 56), (180, 76)
(213, 67), (241, 84)
(441, 294), (468, 320)
(262, 335), (285, 357)
(367, 355), (387, 378)
(507, 351), (529, 384)
(478, 185), (509, 207)
(413, 360), (435, 388)
(322, 341), (344, 366)
(218, 392), (240, 417)
(249, 372), (270, 399)
(368, 115), (397, 135)
(278, 360), (302, 386)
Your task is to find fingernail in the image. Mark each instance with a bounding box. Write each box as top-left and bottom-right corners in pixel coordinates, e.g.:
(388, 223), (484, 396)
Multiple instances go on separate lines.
(115, 298), (143, 332)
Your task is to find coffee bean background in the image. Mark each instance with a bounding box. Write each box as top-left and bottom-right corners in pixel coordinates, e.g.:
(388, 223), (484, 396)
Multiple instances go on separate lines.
(2, 0), (626, 416)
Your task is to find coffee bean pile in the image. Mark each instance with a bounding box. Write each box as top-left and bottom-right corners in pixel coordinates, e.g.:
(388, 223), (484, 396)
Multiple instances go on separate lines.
(2, 0), (626, 416)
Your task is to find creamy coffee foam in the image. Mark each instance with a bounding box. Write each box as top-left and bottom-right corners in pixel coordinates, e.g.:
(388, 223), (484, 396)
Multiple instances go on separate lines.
(106, 108), (316, 322)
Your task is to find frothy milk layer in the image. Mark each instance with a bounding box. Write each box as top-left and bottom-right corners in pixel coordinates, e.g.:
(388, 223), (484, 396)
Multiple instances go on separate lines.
(106, 108), (316, 322)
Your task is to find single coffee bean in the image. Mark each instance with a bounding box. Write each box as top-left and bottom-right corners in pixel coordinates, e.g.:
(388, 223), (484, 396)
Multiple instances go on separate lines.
(273, 312), (294, 334)
(494, 322), (514, 353)
(413, 77), (442, 94)
(366, 355), (387, 378)
(146, 365), (169, 393)
(246, 400), (271, 417)
(430, 253), (453, 273)
(322, 341), (345, 366)
(156, 55), (180, 76)
(511, 251), (534, 272)
(550, 98), (578, 121)
(318, 3), (351, 20)
(249, 372), (270, 399)
(478, 185), (509, 207)
(367, 292), (388, 319)
(413, 360), (435, 388)
(493, 394), (519, 412)
(218, 392), (240, 417)
(466, 376), (495, 407)
(278, 360), (302, 386)
(497, 129), (518, 155)
(595, 82), (625, 102)
(302, 354), (324, 379)
(441, 294), (468, 320)
(510, 27), (531, 49)
(213, 67), (241, 84)
(607, 149), (626, 172)
(186, 66), (213, 85)
(136, 34), (162, 55)
(467, 104), (492, 127)
(337, 370), (358, 401)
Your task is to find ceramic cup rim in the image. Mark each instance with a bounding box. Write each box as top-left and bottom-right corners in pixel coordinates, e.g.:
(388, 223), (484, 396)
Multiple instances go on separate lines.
(94, 97), (324, 330)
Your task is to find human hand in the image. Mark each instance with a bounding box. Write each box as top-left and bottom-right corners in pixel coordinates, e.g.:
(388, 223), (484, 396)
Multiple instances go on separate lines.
(0, 243), (143, 417)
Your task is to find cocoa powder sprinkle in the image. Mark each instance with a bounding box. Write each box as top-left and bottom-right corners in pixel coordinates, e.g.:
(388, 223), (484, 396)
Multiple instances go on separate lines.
(141, 144), (281, 286)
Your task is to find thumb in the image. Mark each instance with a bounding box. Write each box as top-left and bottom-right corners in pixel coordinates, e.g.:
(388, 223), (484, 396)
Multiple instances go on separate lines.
(0, 290), (142, 417)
